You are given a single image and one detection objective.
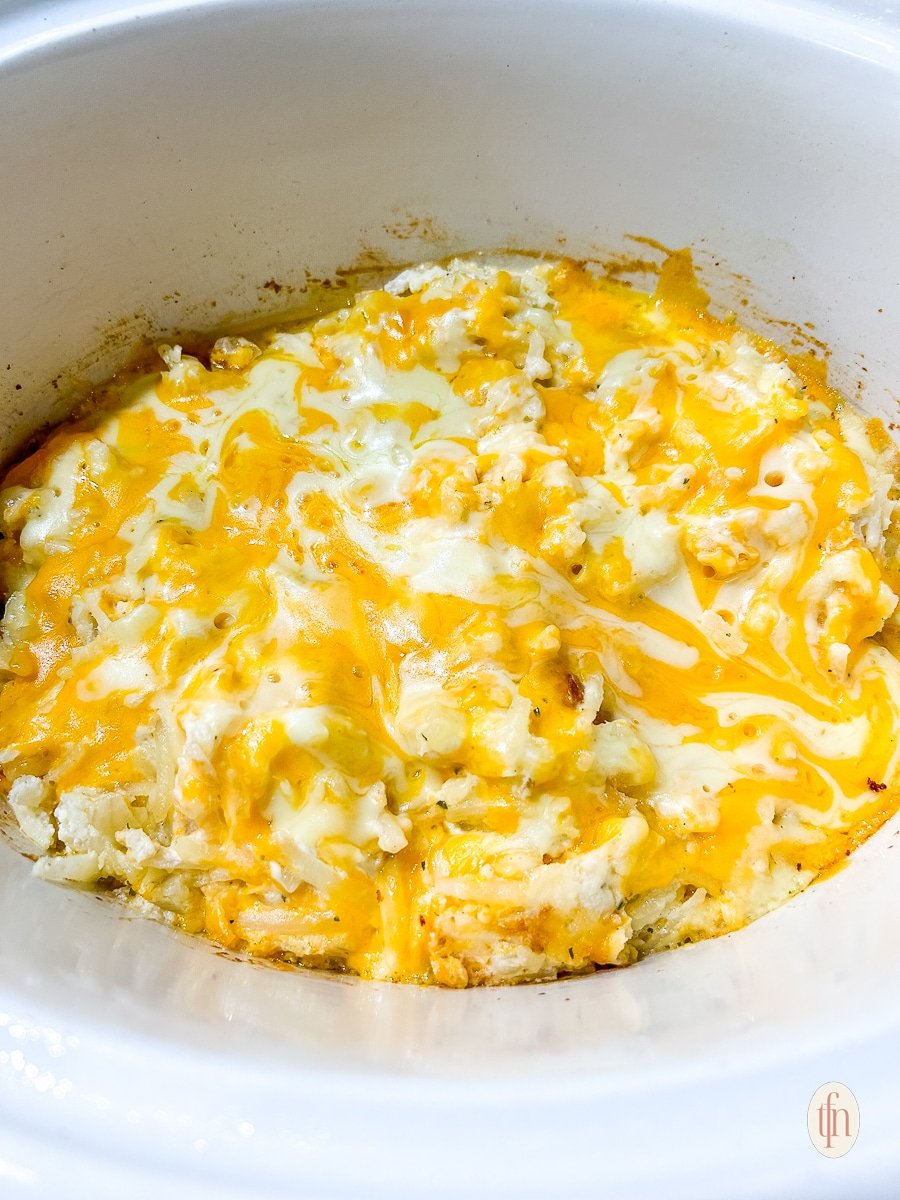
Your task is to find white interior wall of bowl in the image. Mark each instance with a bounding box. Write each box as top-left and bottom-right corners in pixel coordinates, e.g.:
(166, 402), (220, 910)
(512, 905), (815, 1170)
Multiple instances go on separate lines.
(0, 2), (899, 1198)
(0, 0), (898, 446)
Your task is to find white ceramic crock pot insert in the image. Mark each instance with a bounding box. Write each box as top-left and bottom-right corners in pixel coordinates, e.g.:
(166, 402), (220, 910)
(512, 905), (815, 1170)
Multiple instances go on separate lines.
(0, 2), (898, 1197)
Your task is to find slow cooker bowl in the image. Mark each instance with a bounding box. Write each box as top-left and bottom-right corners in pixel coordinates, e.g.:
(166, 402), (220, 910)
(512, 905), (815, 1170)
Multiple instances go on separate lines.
(0, 2), (898, 1197)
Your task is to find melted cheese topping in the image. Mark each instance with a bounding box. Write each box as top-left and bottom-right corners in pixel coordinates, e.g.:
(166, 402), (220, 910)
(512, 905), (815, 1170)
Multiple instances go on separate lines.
(2, 255), (900, 986)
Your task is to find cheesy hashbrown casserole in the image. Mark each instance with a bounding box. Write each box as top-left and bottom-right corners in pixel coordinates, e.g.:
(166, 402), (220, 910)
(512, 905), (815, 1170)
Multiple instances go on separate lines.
(2, 256), (899, 986)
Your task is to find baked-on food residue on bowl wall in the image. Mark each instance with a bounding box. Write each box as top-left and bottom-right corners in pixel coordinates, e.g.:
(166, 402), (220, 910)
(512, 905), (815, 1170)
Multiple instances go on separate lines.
(1, 252), (898, 987)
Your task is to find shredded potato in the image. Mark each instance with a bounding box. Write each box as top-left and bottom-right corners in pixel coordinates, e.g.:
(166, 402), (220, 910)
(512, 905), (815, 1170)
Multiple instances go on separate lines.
(1, 255), (899, 986)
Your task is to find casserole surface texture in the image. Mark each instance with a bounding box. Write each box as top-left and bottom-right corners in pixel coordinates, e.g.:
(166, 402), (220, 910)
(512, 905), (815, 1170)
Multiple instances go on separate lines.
(2, 256), (898, 985)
